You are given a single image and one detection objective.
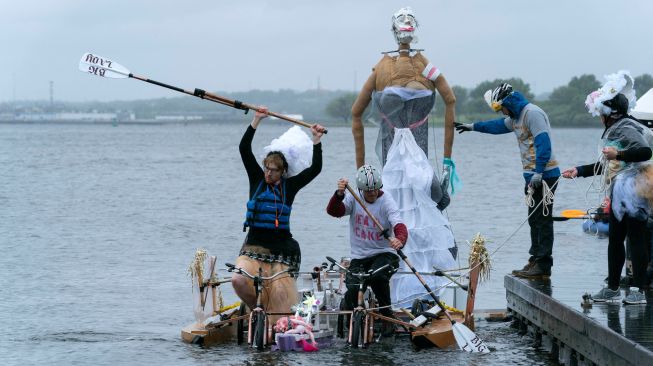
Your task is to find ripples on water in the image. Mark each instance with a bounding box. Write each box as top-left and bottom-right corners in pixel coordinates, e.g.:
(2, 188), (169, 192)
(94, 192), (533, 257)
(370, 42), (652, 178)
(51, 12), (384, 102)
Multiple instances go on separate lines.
(0, 123), (608, 365)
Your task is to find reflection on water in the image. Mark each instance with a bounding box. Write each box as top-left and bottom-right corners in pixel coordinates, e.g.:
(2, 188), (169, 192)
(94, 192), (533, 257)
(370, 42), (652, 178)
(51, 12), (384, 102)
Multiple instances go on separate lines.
(586, 289), (653, 349)
(1, 123), (609, 365)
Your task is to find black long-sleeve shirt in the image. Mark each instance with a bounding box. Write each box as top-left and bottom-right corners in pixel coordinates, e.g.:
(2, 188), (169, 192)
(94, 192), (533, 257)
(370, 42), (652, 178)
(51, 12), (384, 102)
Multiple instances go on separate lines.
(239, 125), (322, 253)
(577, 146), (651, 177)
(577, 118), (652, 177)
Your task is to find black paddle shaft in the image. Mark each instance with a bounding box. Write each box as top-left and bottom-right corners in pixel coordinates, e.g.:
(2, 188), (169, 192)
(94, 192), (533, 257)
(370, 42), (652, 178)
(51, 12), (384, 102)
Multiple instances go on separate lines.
(552, 216), (590, 221)
(129, 74), (327, 133)
(129, 74), (239, 110)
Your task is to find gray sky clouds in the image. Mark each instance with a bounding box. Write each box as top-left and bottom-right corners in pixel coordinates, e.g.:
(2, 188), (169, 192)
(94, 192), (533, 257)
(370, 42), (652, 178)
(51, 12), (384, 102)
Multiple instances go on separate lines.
(1, 0), (652, 101)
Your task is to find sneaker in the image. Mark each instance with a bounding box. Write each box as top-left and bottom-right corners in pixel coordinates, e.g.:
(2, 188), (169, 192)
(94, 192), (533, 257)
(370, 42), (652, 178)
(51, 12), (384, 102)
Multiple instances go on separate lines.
(515, 262), (551, 279)
(623, 287), (647, 305)
(512, 261), (534, 275)
(592, 285), (621, 303)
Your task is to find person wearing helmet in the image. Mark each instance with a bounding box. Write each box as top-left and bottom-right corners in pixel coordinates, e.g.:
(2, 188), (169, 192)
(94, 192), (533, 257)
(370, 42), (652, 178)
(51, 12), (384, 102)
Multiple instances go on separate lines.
(455, 83), (560, 279)
(562, 71), (653, 305)
(232, 106), (326, 316)
(326, 165), (408, 326)
(351, 7), (458, 205)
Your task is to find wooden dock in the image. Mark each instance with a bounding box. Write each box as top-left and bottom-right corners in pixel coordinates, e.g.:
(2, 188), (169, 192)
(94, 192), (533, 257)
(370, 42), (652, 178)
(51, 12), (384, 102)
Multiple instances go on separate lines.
(505, 275), (653, 366)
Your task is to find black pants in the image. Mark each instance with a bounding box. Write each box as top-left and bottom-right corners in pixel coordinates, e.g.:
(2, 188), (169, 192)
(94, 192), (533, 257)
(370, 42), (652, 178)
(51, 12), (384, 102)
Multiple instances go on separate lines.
(608, 212), (650, 290)
(344, 252), (399, 317)
(524, 177), (557, 269)
(648, 217), (653, 267)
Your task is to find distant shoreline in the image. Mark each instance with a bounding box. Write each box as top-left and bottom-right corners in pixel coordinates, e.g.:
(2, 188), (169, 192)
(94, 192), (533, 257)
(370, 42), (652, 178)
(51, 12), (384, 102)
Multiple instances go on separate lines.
(0, 119), (603, 128)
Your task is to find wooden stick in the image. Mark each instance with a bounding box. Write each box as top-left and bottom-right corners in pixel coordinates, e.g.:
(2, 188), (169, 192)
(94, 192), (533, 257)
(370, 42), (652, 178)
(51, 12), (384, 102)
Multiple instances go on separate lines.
(400, 308), (416, 320)
(210, 256), (218, 314)
(370, 312), (418, 330)
(202, 256), (216, 311)
(197, 264), (204, 309)
(464, 258), (480, 330)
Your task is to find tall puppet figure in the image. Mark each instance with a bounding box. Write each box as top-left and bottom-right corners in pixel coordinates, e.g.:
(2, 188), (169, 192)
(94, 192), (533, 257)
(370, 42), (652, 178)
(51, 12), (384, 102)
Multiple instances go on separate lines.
(351, 7), (457, 200)
(351, 7), (458, 307)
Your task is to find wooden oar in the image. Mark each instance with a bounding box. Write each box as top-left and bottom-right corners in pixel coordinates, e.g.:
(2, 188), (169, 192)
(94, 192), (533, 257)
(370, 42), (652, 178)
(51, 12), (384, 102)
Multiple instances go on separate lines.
(78, 52), (327, 133)
(344, 184), (489, 353)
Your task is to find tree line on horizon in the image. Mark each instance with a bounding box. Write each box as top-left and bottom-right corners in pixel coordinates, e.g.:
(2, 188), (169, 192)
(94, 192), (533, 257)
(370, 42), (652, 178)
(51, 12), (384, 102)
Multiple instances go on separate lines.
(2, 73), (651, 126)
(325, 73), (653, 126)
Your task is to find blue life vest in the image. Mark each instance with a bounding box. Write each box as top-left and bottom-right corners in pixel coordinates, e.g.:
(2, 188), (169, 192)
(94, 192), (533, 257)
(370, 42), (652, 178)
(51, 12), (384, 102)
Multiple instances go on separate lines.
(244, 180), (291, 231)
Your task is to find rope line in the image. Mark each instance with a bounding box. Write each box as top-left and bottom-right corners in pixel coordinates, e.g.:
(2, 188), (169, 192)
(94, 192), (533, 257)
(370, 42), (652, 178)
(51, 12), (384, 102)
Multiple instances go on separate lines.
(288, 176), (564, 313)
(442, 176), (561, 290)
(412, 176), (564, 298)
(525, 179), (556, 216)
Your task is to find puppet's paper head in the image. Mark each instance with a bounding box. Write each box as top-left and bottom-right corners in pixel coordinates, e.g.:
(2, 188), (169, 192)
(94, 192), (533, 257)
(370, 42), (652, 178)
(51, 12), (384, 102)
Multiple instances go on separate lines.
(392, 7), (418, 45)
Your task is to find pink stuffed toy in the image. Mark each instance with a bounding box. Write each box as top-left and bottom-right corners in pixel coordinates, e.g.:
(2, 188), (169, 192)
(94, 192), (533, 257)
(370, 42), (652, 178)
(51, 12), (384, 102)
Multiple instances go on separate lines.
(273, 316), (289, 333)
(274, 316), (319, 351)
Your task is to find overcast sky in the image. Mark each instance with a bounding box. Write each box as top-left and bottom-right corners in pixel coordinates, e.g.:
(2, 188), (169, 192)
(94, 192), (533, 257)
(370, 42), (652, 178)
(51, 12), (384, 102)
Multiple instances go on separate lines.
(1, 0), (652, 102)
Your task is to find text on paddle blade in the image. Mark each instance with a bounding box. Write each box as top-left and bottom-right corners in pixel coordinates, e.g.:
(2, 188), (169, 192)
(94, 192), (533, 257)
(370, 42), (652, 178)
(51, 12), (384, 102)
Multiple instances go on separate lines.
(84, 53), (113, 68)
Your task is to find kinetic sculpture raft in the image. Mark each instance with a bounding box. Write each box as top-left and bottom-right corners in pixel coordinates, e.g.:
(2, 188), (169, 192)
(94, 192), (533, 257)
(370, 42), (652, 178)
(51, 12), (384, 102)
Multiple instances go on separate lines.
(180, 234), (491, 350)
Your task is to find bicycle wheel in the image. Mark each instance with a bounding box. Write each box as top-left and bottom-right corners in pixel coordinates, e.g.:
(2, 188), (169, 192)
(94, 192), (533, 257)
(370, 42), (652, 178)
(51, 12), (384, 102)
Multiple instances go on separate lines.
(366, 297), (377, 344)
(337, 298), (347, 338)
(236, 303), (247, 345)
(252, 311), (266, 350)
(350, 310), (364, 348)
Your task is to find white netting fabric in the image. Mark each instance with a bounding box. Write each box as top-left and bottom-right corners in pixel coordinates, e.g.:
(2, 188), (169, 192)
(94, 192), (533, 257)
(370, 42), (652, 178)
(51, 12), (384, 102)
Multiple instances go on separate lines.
(612, 167), (651, 221)
(372, 87), (435, 166)
(601, 118), (653, 221)
(384, 128), (457, 306)
(263, 126), (313, 177)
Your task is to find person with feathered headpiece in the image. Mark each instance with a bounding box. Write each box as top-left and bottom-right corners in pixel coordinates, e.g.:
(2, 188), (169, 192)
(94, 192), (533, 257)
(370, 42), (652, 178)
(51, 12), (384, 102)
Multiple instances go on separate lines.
(562, 70), (653, 305)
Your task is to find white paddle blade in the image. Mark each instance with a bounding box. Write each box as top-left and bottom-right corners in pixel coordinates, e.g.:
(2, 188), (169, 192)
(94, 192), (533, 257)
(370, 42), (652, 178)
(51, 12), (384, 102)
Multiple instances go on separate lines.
(78, 52), (130, 79)
(452, 323), (490, 353)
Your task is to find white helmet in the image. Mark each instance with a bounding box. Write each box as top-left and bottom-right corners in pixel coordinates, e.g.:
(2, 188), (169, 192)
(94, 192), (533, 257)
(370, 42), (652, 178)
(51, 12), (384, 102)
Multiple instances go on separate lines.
(392, 7), (418, 45)
(484, 83), (513, 112)
(356, 165), (383, 191)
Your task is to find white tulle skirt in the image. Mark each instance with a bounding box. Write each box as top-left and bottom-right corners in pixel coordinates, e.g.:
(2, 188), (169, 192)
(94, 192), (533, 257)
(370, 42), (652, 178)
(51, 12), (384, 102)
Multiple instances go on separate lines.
(384, 128), (457, 307)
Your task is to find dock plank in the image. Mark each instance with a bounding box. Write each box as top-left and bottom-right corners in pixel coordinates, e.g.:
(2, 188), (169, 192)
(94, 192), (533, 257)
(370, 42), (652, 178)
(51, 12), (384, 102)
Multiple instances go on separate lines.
(505, 275), (653, 366)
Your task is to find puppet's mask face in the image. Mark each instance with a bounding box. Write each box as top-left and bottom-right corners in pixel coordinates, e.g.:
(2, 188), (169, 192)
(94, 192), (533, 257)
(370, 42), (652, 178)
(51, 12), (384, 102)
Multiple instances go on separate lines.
(392, 7), (418, 44)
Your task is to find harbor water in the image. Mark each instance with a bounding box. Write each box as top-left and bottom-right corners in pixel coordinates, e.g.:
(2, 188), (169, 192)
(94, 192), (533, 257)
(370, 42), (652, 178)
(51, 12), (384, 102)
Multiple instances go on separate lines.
(1, 122), (612, 365)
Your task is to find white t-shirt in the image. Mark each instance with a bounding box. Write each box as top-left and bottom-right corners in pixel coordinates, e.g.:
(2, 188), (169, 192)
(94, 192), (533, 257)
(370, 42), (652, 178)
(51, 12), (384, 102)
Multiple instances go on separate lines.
(342, 191), (403, 259)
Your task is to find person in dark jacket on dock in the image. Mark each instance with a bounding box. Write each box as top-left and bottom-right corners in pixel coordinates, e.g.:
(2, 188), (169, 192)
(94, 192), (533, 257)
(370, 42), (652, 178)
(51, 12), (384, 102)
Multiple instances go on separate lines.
(562, 72), (653, 305)
(455, 83), (560, 279)
(231, 106), (325, 315)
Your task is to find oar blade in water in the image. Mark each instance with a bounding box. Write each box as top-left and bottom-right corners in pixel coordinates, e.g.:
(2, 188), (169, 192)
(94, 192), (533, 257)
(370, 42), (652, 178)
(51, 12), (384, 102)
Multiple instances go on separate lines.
(452, 322), (490, 353)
